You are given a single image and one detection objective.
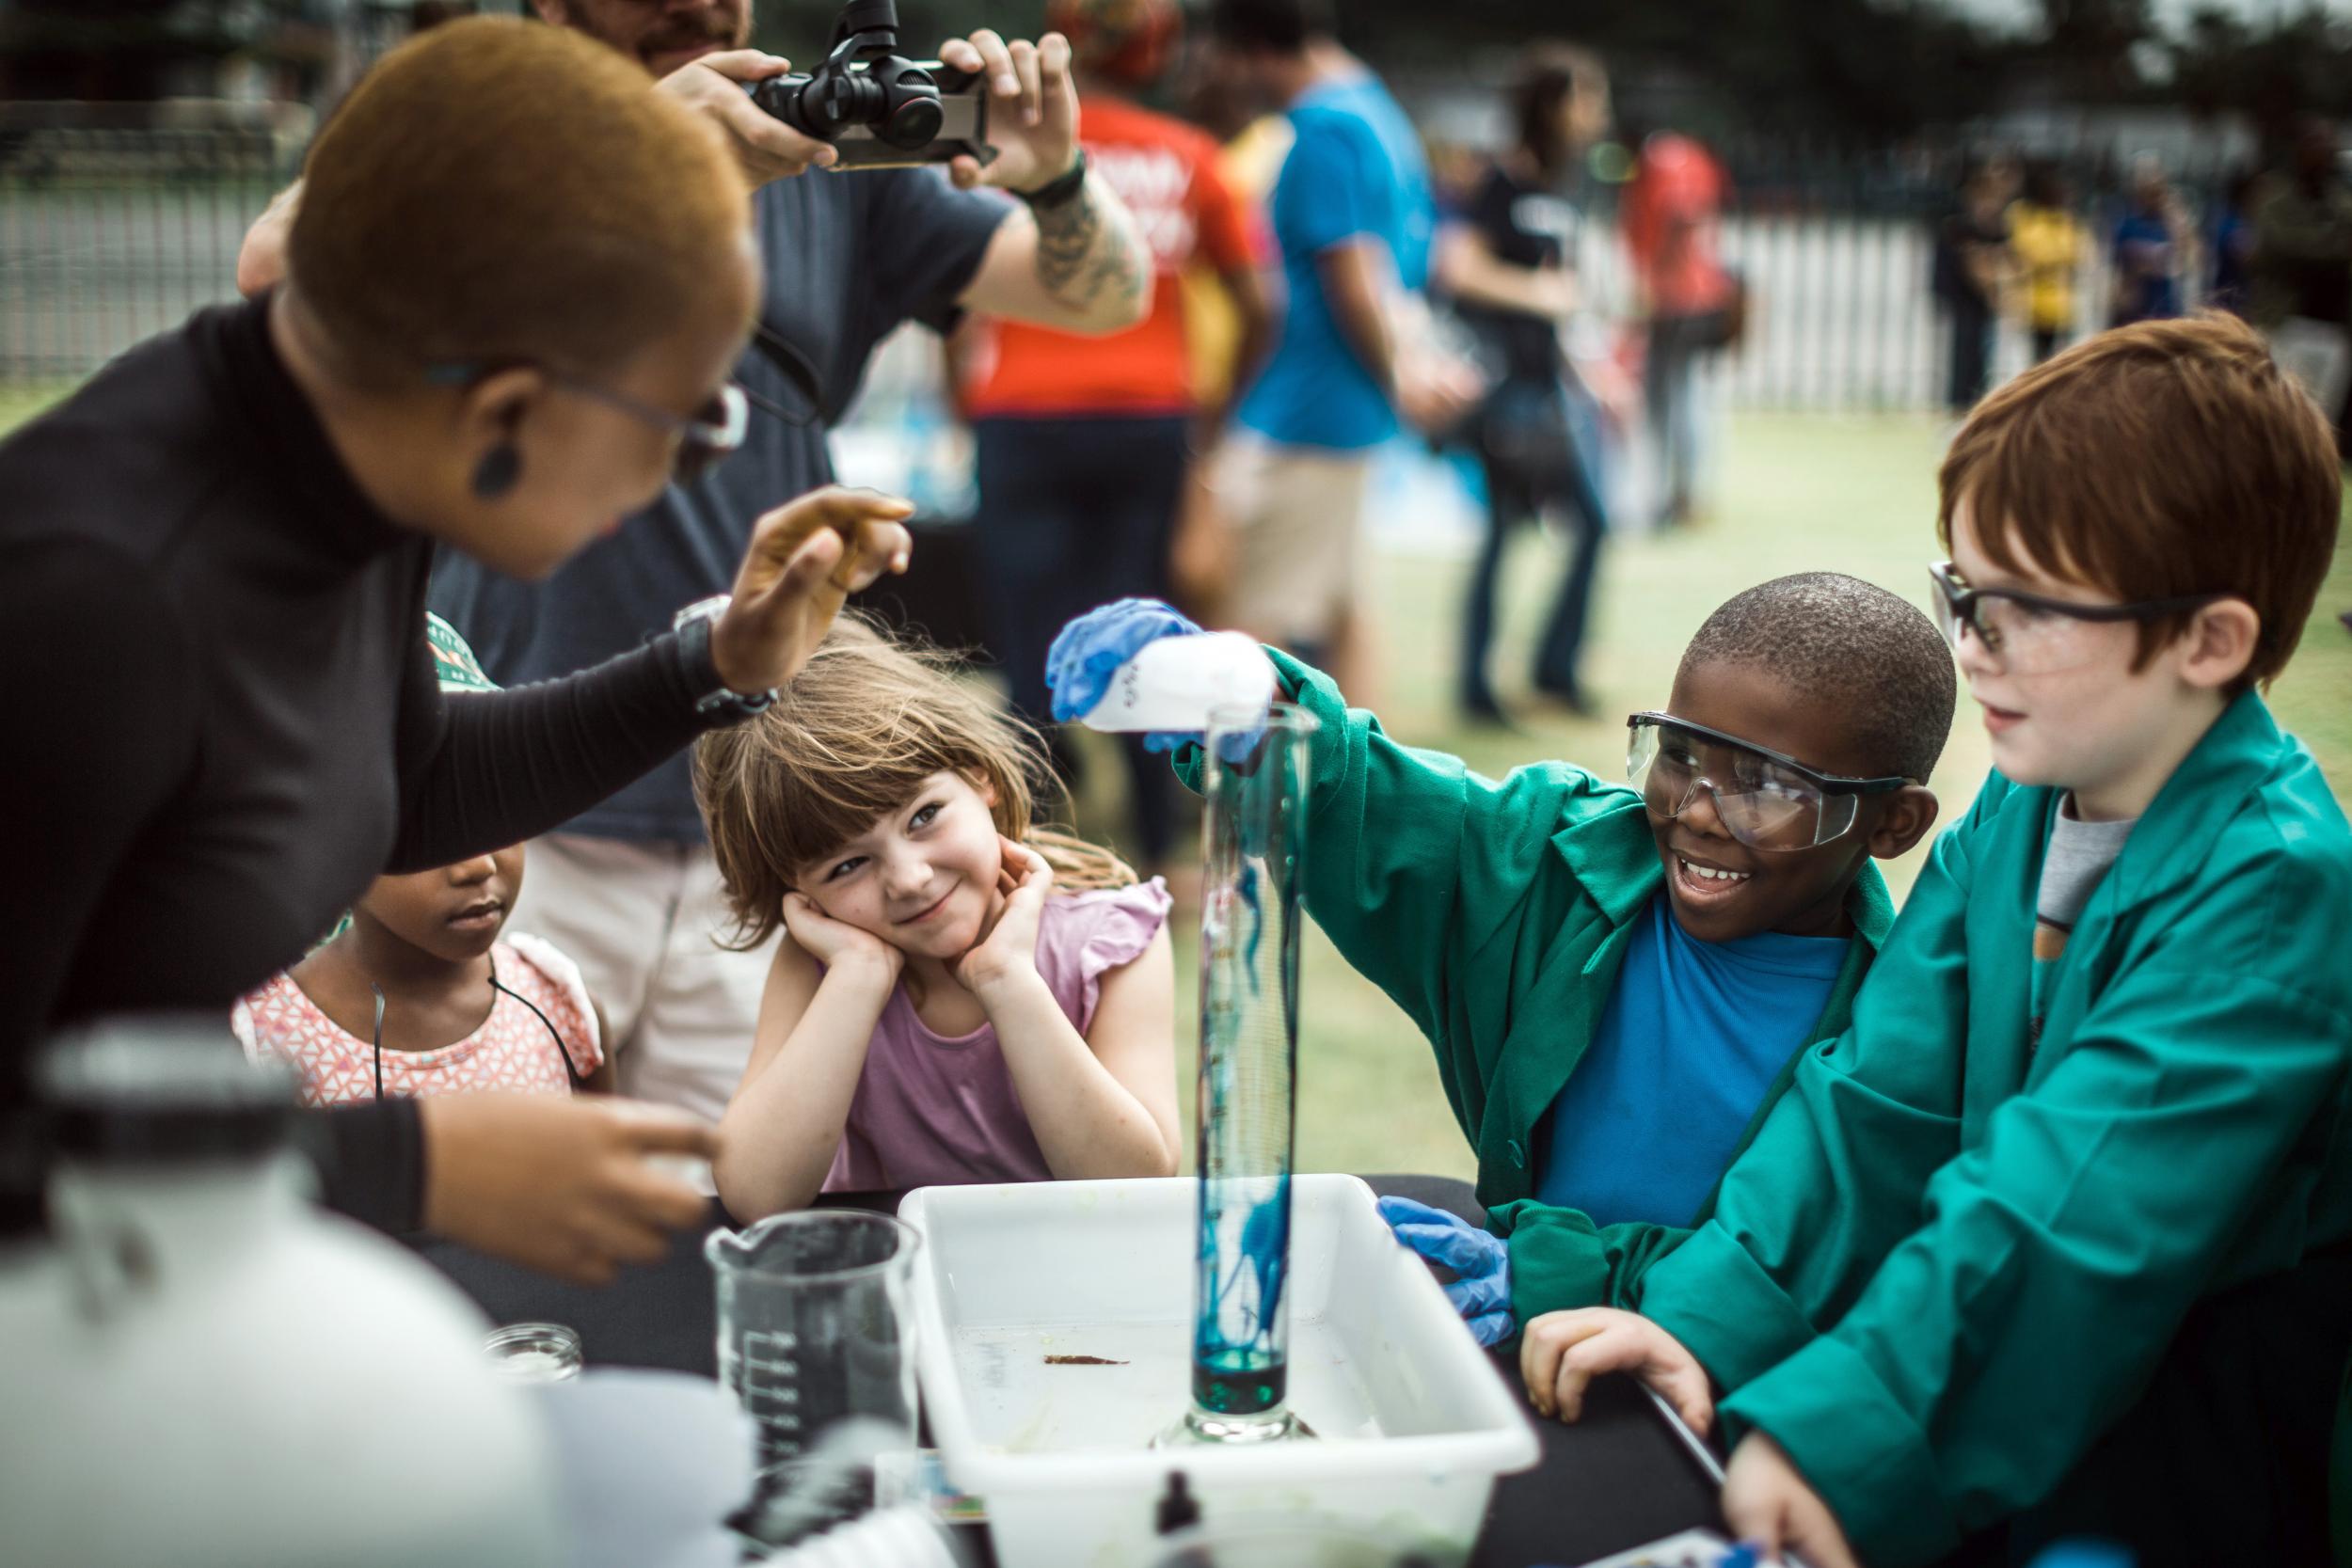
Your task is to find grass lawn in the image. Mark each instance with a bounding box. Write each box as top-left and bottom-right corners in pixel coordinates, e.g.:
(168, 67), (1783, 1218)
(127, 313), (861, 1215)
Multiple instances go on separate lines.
(1113, 412), (2352, 1183)
(0, 386), (69, 430)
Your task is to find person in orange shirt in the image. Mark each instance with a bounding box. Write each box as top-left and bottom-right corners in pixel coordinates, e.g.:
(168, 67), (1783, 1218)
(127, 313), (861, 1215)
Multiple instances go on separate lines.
(956, 0), (1272, 876)
(1622, 131), (1737, 527)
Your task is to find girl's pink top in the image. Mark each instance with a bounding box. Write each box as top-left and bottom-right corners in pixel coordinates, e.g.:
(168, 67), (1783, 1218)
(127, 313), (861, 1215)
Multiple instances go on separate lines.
(231, 933), (602, 1106)
(823, 879), (1171, 1193)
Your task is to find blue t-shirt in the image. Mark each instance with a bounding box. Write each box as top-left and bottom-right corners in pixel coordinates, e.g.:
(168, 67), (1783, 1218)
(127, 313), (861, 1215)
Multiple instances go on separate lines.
(1536, 893), (1849, 1228)
(1238, 71), (1436, 451)
(2110, 209), (2183, 324)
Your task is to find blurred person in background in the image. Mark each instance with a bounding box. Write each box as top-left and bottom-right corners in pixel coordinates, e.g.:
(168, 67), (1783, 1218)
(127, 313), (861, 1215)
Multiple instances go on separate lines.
(1931, 157), (2015, 414)
(1202, 0), (1473, 705)
(235, 0), (1154, 1131)
(2208, 164), (2266, 319)
(2109, 154), (2196, 326)
(2007, 159), (2085, 364)
(1434, 46), (1613, 721)
(953, 0), (1273, 879)
(2250, 117), (2352, 462)
(1172, 53), (1291, 623)
(1621, 129), (1738, 526)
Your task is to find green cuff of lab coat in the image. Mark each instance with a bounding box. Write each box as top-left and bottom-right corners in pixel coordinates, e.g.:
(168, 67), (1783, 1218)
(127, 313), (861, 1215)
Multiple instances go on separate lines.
(1722, 1334), (1958, 1568)
(1492, 1200), (1613, 1322)
(1635, 1224), (1818, 1395)
(1494, 1199), (1694, 1323)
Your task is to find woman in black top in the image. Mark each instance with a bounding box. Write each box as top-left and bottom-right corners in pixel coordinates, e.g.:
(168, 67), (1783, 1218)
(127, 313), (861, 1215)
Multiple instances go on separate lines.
(1435, 50), (1616, 724)
(0, 19), (913, 1282)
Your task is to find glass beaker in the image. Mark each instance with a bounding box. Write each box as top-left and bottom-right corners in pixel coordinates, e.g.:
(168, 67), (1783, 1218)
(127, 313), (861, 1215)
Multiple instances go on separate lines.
(707, 1211), (921, 1478)
(482, 1322), (582, 1385)
(1184, 702), (1317, 1444)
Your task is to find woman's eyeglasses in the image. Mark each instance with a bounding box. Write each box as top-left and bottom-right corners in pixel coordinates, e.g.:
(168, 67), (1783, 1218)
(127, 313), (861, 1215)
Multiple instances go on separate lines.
(425, 325), (823, 487)
(1927, 560), (2220, 676)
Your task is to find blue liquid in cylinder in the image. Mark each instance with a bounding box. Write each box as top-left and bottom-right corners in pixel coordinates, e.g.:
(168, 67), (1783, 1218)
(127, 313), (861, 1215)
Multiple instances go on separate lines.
(1190, 727), (1308, 1426)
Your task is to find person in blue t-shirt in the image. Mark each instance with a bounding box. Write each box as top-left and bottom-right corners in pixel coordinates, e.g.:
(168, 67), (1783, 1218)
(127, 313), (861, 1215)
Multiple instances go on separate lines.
(1202, 0), (1470, 702)
(2109, 157), (2192, 326)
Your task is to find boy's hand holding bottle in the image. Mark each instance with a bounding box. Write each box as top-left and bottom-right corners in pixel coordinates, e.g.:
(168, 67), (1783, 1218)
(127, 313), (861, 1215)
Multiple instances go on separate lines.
(1046, 599), (1274, 760)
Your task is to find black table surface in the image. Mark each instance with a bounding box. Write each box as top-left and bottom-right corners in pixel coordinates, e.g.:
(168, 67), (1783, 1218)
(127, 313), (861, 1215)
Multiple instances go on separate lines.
(416, 1176), (1724, 1568)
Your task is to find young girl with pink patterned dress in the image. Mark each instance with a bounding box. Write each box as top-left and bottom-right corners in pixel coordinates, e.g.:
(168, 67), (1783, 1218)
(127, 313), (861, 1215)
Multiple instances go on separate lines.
(233, 616), (608, 1104)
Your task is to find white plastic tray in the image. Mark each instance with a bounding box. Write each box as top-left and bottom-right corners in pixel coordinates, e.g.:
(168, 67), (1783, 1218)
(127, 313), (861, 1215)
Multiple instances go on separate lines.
(901, 1175), (1538, 1568)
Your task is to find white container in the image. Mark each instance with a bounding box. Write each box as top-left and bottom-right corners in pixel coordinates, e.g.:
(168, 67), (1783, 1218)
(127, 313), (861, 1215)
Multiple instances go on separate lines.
(902, 1176), (1538, 1568)
(0, 1157), (564, 1568)
(1077, 632), (1275, 735)
(1, 1022), (562, 1568)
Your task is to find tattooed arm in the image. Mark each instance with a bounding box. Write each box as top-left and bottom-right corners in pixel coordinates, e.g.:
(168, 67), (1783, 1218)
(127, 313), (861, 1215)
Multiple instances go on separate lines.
(959, 164), (1152, 336)
(939, 29), (1151, 336)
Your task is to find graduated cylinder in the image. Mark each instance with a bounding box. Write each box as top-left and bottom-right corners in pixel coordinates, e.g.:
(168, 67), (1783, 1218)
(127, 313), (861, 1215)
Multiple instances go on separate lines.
(1185, 701), (1317, 1443)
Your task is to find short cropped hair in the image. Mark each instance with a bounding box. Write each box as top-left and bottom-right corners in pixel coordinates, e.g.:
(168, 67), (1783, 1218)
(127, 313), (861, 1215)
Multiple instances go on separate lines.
(1206, 0), (1329, 52)
(1939, 313), (2342, 691)
(290, 17), (749, 388)
(1681, 573), (1958, 784)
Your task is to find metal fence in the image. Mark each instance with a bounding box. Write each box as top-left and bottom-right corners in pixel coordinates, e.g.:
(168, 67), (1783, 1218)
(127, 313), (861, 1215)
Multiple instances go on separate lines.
(1567, 214), (2126, 414)
(0, 126), (296, 387)
(0, 123), (2178, 413)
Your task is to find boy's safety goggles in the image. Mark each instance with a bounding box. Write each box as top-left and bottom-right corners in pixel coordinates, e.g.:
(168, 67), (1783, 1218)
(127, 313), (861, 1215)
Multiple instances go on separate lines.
(1628, 713), (1910, 851)
(1927, 560), (2221, 676)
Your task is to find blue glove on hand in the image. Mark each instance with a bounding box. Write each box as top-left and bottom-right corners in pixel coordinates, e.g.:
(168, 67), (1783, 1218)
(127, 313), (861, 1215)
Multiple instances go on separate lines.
(1044, 597), (1205, 752)
(1377, 1195), (1515, 1348)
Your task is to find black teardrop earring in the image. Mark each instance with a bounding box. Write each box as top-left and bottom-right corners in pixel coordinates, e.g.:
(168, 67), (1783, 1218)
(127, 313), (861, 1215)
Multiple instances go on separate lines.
(470, 444), (520, 500)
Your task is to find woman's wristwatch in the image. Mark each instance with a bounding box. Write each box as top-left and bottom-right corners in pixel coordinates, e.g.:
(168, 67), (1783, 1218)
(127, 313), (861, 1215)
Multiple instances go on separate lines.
(673, 594), (776, 721)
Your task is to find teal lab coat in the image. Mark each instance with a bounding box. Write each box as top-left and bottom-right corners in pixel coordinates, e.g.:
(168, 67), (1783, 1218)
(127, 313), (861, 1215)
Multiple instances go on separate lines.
(1603, 692), (2352, 1565)
(1207, 652), (1894, 1262)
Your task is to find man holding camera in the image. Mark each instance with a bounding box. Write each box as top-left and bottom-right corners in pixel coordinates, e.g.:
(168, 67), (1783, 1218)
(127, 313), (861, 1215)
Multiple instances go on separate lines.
(245, 0), (1151, 1127)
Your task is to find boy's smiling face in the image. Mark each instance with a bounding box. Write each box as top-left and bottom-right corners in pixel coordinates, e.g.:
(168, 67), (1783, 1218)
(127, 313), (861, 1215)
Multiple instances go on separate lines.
(1650, 660), (1936, 942)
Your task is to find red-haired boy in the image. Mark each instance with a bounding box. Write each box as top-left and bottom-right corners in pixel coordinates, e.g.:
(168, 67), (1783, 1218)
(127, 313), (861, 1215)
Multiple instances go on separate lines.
(1521, 313), (2352, 1568)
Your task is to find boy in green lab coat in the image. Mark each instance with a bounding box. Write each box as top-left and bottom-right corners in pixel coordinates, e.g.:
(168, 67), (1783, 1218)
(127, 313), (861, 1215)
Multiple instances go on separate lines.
(1045, 573), (1955, 1341)
(1517, 313), (2352, 1568)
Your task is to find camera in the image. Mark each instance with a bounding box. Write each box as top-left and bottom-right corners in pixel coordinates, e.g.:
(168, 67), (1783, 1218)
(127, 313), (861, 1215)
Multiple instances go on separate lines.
(750, 0), (993, 171)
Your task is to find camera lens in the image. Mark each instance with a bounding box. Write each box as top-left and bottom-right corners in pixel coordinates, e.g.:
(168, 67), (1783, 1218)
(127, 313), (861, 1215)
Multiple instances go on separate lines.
(749, 74), (826, 138)
(881, 96), (945, 150)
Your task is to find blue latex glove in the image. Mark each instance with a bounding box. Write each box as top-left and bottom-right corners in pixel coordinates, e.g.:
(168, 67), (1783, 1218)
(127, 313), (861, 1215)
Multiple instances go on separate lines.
(1044, 597), (1206, 753)
(1377, 1195), (1514, 1347)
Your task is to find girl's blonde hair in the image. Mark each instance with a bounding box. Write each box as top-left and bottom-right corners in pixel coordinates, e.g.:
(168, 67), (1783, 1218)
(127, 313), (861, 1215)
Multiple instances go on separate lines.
(695, 616), (1136, 951)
